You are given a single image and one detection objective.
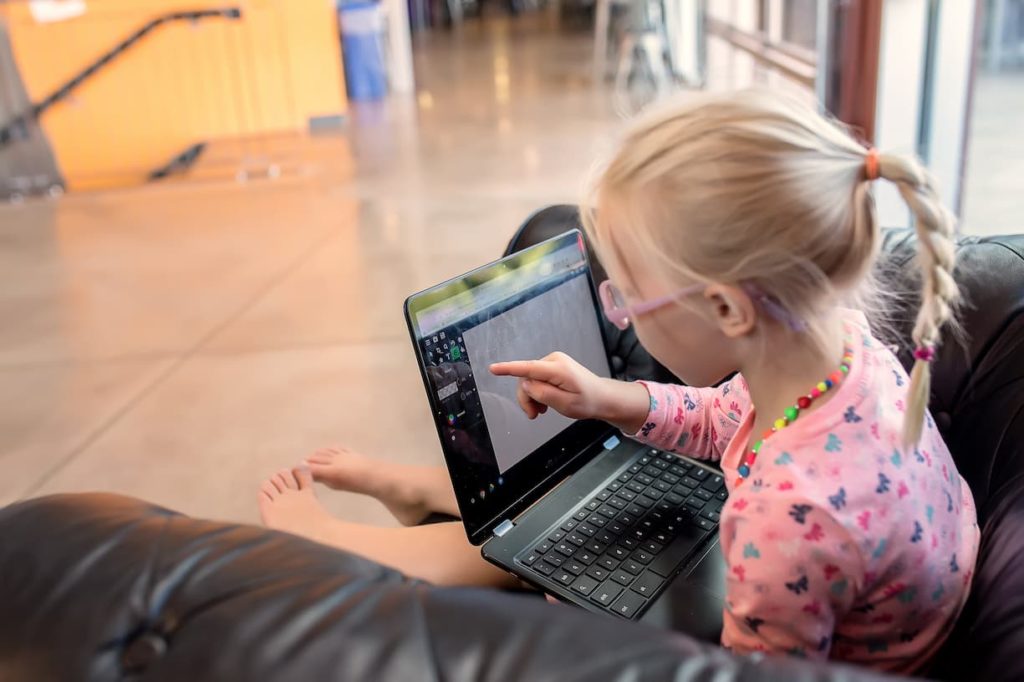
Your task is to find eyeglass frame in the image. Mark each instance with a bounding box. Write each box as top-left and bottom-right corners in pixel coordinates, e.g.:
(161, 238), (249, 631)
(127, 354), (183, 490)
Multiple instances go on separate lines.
(597, 279), (807, 332)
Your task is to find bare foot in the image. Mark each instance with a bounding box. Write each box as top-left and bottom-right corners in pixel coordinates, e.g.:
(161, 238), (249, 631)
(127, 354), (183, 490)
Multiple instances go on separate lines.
(258, 467), (341, 545)
(302, 446), (432, 526)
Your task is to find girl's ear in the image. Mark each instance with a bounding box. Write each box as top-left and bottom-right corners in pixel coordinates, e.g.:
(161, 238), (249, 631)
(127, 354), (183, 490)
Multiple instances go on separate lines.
(703, 284), (757, 338)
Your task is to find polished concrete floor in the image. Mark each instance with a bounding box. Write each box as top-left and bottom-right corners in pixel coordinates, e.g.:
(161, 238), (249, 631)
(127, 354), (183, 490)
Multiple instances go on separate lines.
(0, 13), (625, 526)
(2, 12), (1020, 528)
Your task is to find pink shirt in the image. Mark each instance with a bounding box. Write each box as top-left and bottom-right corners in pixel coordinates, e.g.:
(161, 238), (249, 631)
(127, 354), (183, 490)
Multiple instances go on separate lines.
(631, 312), (979, 674)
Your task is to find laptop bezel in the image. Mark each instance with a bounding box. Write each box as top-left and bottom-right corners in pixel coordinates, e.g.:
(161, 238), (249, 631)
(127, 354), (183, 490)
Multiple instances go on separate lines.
(403, 229), (618, 545)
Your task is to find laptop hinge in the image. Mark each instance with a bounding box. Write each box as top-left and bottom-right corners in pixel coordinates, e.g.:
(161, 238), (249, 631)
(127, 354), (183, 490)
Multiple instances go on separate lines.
(493, 519), (515, 537)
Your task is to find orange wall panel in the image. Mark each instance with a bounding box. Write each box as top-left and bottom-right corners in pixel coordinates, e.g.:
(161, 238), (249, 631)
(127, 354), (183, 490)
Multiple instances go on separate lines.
(2, 0), (347, 190)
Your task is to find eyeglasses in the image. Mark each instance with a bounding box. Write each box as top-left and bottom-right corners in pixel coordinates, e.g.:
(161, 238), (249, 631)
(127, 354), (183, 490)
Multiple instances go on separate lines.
(597, 279), (808, 332)
(598, 280), (704, 330)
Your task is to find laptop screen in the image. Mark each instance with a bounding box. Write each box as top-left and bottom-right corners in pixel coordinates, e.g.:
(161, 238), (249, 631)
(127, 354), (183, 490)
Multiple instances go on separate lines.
(405, 230), (613, 542)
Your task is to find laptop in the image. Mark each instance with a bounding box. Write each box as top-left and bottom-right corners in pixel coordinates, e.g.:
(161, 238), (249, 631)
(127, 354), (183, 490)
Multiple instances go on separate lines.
(404, 230), (725, 639)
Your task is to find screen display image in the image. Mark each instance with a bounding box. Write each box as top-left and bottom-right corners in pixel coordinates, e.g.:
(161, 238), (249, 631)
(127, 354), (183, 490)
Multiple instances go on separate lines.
(406, 231), (613, 539)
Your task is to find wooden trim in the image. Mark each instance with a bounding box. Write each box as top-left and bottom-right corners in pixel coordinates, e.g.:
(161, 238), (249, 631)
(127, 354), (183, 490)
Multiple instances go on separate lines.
(830, 0), (883, 143)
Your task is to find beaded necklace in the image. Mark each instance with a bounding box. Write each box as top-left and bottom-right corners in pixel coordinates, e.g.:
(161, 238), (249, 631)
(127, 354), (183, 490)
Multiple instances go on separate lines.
(734, 343), (855, 487)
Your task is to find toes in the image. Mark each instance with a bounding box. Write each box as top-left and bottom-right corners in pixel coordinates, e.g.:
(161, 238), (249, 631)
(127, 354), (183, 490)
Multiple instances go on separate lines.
(260, 481), (278, 501)
(278, 468), (299, 490)
(271, 472), (290, 494)
(294, 466), (314, 489)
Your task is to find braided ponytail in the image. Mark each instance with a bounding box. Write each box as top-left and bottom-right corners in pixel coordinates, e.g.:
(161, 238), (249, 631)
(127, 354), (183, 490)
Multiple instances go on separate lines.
(872, 152), (960, 447)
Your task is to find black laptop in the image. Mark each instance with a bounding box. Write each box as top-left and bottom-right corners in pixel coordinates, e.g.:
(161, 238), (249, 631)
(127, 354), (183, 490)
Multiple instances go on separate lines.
(404, 230), (726, 639)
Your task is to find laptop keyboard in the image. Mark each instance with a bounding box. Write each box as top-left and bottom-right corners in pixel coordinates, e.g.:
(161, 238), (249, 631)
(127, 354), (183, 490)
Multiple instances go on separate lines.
(516, 449), (725, 619)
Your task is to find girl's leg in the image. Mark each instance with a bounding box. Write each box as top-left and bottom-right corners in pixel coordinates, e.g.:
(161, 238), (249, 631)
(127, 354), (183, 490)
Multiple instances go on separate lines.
(259, 467), (517, 588)
(303, 446), (460, 525)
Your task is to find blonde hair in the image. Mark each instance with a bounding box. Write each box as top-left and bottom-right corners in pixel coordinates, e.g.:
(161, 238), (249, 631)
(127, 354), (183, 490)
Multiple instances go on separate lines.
(581, 89), (958, 447)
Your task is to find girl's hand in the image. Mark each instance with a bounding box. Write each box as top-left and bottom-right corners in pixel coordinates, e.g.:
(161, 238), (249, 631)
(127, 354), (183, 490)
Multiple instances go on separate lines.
(489, 352), (650, 433)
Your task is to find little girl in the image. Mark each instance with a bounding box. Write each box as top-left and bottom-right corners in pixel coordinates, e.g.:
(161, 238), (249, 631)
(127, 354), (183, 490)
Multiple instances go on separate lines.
(257, 90), (978, 674)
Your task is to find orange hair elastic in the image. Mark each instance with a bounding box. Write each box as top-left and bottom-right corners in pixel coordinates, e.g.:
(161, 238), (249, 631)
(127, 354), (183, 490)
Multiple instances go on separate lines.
(865, 148), (880, 180)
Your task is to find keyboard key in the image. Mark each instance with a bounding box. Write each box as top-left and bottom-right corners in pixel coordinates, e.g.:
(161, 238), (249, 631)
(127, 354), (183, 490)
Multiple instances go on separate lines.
(590, 583), (623, 607)
(597, 490), (612, 501)
(608, 545), (629, 560)
(596, 530), (616, 545)
(695, 488), (714, 501)
(668, 464), (687, 477)
(607, 521), (626, 535)
(630, 569), (665, 598)
(576, 551), (598, 565)
(585, 539), (607, 555)
(643, 465), (662, 478)
(611, 570), (635, 587)
(608, 497), (628, 510)
(576, 523), (596, 537)
(633, 495), (654, 509)
(572, 575), (599, 596)
(521, 552), (539, 566)
(636, 474), (655, 486)
(597, 554), (620, 571)
(654, 480), (673, 493)
(696, 517), (715, 531)
(701, 474), (725, 493)
(658, 451), (676, 463)
(586, 565), (610, 582)
(611, 590), (647, 618)
(682, 476), (700, 489)
(535, 541), (552, 554)
(685, 497), (706, 510)
(701, 508), (721, 523)
(555, 542), (576, 557)
(617, 473), (631, 483)
(639, 455), (652, 465)
(631, 549), (655, 565)
(691, 467), (710, 480)
(716, 489), (728, 501)
(642, 540), (664, 554)
(620, 536), (639, 549)
(567, 533), (586, 546)
(616, 512), (637, 526)
(555, 570), (575, 586)
(650, 531), (671, 545)
(543, 553), (565, 567)
(665, 492), (685, 506)
(607, 481), (623, 492)
(642, 488), (663, 500)
(672, 485), (695, 499)
(626, 503), (645, 517)
(598, 505), (618, 519)
(586, 500), (601, 511)
(622, 560), (644, 575)
(561, 519), (579, 532)
(534, 560), (556, 576)
(628, 464), (643, 474)
(662, 473), (680, 485)
(626, 481), (645, 495)
(548, 530), (566, 543)
(587, 514), (608, 528)
(652, 458), (670, 470)
(616, 489), (638, 502)
(575, 509), (590, 521)
(656, 500), (674, 514)
(564, 560), (586, 576)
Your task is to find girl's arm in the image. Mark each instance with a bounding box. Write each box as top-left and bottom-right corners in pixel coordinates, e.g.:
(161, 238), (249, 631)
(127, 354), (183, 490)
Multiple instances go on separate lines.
(628, 374), (750, 462)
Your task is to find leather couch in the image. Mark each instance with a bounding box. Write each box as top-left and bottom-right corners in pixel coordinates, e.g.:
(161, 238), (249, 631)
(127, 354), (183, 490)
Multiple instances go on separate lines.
(2, 206), (1022, 682)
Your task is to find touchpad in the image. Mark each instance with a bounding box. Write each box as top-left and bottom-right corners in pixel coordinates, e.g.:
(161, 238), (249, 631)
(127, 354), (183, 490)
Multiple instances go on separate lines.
(639, 538), (725, 642)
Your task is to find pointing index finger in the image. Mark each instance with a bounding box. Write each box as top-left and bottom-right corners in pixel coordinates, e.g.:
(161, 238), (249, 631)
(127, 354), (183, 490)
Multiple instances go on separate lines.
(489, 360), (559, 381)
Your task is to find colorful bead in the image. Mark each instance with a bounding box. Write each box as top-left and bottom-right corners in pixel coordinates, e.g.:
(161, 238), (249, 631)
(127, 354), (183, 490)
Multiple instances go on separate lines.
(732, 340), (854, 488)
